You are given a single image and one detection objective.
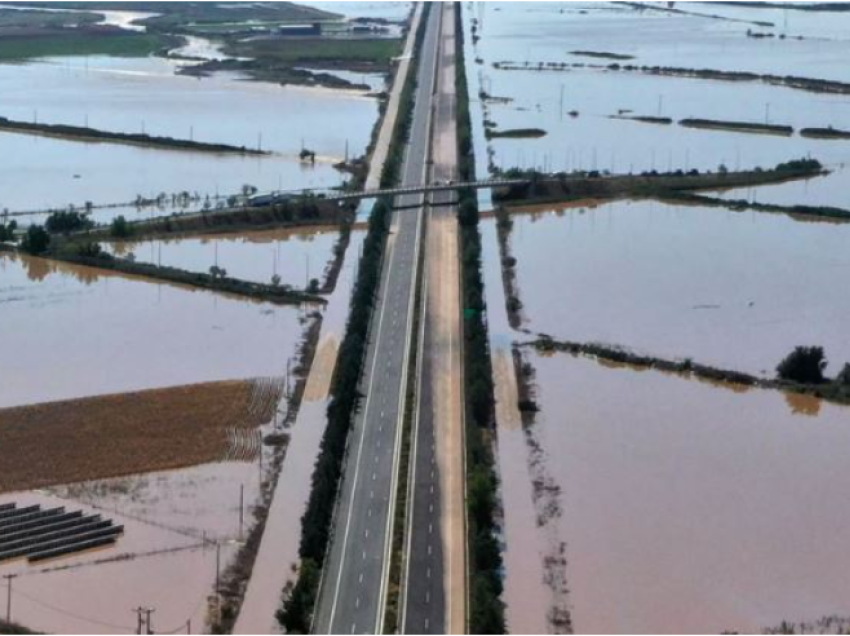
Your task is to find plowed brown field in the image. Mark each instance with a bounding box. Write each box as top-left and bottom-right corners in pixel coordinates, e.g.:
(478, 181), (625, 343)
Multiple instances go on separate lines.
(0, 378), (284, 494)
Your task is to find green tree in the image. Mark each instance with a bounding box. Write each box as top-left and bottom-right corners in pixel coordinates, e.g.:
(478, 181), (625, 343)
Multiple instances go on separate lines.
(777, 346), (827, 384)
(277, 558), (319, 634)
(110, 215), (132, 238)
(20, 225), (50, 255)
(0, 220), (17, 242)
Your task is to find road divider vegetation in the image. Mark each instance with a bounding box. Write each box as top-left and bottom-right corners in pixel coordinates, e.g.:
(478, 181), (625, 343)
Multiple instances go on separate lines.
(456, 5), (507, 632)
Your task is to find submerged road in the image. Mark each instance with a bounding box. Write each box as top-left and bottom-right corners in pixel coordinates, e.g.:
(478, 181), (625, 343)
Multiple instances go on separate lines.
(312, 6), (443, 634)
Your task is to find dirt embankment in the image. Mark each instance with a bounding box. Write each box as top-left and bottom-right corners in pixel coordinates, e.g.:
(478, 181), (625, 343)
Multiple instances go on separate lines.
(87, 198), (350, 241)
(523, 336), (850, 407)
(492, 161), (826, 207)
(0, 116), (267, 156)
(0, 378), (284, 495)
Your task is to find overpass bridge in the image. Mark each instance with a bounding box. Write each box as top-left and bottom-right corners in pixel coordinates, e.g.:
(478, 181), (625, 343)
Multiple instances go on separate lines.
(248, 177), (529, 208)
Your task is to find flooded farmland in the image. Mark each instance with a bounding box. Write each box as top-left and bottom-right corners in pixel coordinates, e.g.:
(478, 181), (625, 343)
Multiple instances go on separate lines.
(506, 199), (850, 377)
(0, 52), (381, 219)
(464, 2), (850, 633)
(525, 350), (850, 634)
(0, 252), (309, 408)
(105, 226), (341, 290)
(0, 460), (265, 634)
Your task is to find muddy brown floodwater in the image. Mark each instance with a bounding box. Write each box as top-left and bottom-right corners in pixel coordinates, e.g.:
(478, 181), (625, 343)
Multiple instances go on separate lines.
(0, 252), (308, 408)
(105, 226), (341, 290)
(507, 199), (850, 377)
(528, 349), (850, 633)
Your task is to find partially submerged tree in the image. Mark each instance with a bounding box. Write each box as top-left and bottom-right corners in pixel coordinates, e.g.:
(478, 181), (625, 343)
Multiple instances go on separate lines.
(20, 225), (50, 255)
(110, 215), (132, 239)
(776, 346), (827, 384)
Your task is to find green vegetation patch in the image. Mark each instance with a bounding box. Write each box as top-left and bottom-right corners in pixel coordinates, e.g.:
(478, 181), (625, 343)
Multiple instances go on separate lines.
(680, 117), (794, 136)
(455, 5), (507, 633)
(0, 7), (100, 28)
(11, 2), (340, 31)
(485, 127), (546, 139)
(570, 49), (634, 60)
(0, 30), (179, 61)
(224, 36), (402, 68)
(800, 126), (850, 140)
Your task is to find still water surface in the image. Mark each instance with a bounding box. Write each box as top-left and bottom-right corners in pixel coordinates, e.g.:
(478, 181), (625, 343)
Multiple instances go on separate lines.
(508, 199), (850, 377)
(529, 350), (850, 633)
(105, 226), (340, 289)
(0, 252), (307, 408)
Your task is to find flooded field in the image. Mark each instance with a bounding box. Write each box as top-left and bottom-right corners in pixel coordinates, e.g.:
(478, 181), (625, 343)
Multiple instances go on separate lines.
(469, 2), (850, 83)
(525, 350), (850, 633)
(0, 252), (309, 408)
(105, 226), (340, 289)
(0, 52), (381, 218)
(0, 131), (339, 223)
(464, 4), (850, 630)
(464, 2), (850, 208)
(0, 459), (263, 634)
(506, 199), (850, 377)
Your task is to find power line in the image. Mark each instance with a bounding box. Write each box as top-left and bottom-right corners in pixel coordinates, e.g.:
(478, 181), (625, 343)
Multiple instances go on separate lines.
(3, 582), (134, 632)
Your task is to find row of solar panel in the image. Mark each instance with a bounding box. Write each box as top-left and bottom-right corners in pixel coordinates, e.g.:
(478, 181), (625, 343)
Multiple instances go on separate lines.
(0, 503), (123, 564)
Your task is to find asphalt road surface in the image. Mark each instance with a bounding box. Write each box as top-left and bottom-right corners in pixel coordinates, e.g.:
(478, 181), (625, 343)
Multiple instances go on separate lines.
(402, 5), (464, 633)
(312, 6), (443, 634)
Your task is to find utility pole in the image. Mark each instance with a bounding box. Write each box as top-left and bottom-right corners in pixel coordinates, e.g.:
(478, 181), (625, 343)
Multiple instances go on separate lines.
(559, 84), (564, 121)
(239, 484), (244, 541)
(3, 574), (17, 623)
(215, 541), (221, 602)
(143, 608), (155, 635)
(133, 606), (145, 635)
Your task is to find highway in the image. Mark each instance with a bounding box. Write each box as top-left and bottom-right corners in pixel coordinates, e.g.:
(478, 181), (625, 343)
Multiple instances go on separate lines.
(402, 5), (466, 634)
(312, 5), (443, 634)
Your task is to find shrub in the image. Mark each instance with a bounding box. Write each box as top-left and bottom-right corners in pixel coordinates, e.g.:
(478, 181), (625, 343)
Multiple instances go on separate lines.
(110, 215), (133, 238)
(836, 363), (850, 387)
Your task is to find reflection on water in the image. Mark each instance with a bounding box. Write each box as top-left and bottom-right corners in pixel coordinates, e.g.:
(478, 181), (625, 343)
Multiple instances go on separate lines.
(465, 2), (850, 208)
(0, 50), (381, 215)
(530, 350), (850, 633)
(0, 55), (379, 157)
(0, 129), (344, 218)
(509, 198), (850, 377)
(105, 226), (340, 289)
(0, 252), (305, 408)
